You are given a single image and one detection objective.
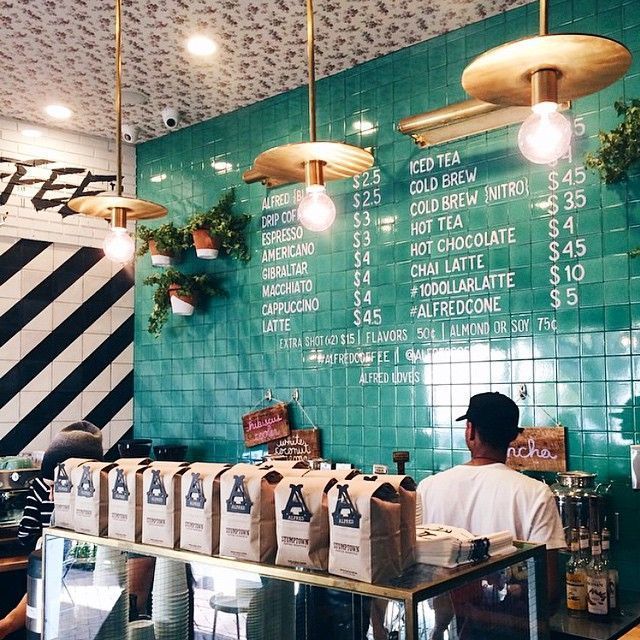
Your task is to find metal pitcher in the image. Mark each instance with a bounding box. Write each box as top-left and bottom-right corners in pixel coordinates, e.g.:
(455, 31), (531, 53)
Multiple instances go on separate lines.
(550, 471), (610, 545)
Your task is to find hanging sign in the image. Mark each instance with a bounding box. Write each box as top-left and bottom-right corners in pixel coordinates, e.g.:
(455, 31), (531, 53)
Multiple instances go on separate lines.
(268, 428), (322, 461)
(506, 427), (567, 472)
(242, 403), (290, 447)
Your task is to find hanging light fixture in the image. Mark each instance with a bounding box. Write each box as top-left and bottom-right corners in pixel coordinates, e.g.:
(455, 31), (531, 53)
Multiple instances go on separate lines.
(67, 0), (166, 261)
(243, 0), (373, 231)
(461, 0), (631, 165)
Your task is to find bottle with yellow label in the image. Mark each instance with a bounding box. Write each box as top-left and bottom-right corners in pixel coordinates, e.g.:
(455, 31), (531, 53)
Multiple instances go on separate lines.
(566, 528), (586, 614)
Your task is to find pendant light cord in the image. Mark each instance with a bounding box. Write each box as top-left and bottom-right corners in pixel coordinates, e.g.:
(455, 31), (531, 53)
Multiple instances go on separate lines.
(115, 0), (123, 197)
(539, 0), (548, 36)
(306, 0), (316, 143)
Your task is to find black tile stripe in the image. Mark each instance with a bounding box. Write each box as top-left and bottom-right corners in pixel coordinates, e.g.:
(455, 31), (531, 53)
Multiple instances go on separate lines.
(0, 316), (134, 454)
(0, 239), (51, 286)
(84, 370), (133, 428)
(0, 268), (134, 410)
(0, 246), (105, 347)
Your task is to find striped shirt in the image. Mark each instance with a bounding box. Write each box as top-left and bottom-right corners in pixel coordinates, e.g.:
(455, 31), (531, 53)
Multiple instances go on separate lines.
(17, 477), (54, 552)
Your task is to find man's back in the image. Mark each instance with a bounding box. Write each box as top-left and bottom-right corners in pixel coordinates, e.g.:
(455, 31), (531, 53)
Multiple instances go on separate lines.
(418, 463), (565, 548)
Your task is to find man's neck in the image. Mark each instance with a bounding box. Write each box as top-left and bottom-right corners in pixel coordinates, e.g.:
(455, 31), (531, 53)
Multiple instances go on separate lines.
(466, 447), (507, 466)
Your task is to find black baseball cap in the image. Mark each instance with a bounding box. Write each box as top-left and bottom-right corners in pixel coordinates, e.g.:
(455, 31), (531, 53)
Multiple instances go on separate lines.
(456, 392), (522, 446)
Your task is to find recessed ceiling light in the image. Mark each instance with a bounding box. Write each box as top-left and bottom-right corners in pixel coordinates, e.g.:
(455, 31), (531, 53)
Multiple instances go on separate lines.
(187, 35), (217, 57)
(22, 129), (43, 138)
(45, 104), (73, 120)
(211, 160), (233, 173)
(150, 173), (167, 183)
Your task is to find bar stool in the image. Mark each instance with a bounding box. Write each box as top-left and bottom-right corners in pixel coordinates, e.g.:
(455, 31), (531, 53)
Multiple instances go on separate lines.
(210, 580), (260, 640)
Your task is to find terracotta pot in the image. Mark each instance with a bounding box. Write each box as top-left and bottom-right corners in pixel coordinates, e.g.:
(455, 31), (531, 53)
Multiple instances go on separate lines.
(149, 240), (175, 267)
(191, 228), (221, 259)
(168, 284), (195, 316)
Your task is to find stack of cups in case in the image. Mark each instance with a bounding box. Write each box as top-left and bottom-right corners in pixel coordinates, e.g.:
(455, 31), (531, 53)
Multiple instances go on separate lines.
(128, 620), (156, 640)
(151, 558), (189, 640)
(91, 547), (129, 640)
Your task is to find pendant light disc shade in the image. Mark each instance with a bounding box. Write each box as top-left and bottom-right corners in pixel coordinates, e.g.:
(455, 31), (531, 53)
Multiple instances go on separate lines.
(68, 194), (167, 220)
(252, 141), (374, 185)
(462, 34), (631, 106)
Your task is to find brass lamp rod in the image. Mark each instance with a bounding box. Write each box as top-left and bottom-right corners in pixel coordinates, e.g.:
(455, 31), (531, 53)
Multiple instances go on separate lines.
(115, 0), (123, 198)
(539, 0), (548, 36)
(306, 0), (317, 143)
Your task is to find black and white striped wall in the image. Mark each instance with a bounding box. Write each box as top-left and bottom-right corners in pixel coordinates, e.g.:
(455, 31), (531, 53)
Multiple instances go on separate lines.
(0, 117), (136, 457)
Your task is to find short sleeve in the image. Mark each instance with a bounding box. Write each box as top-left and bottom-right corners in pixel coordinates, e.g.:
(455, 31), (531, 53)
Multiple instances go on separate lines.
(526, 490), (566, 549)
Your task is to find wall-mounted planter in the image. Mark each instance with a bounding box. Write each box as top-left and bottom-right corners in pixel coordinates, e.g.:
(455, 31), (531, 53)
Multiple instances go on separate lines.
(149, 240), (176, 267)
(169, 284), (195, 316)
(191, 229), (221, 260)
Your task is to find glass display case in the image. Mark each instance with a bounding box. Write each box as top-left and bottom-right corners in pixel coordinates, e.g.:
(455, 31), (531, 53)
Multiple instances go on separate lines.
(42, 528), (549, 640)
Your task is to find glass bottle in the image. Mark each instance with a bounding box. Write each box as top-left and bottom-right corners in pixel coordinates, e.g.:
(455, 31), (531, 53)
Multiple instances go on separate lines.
(565, 528), (587, 614)
(601, 527), (619, 613)
(577, 526), (591, 570)
(587, 531), (609, 617)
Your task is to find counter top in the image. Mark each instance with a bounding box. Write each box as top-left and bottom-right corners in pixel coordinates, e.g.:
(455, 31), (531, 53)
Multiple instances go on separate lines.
(550, 592), (640, 640)
(0, 555), (28, 573)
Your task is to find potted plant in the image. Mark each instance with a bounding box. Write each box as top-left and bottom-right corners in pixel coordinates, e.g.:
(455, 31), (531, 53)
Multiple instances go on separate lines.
(185, 189), (251, 261)
(143, 267), (224, 337)
(137, 222), (191, 267)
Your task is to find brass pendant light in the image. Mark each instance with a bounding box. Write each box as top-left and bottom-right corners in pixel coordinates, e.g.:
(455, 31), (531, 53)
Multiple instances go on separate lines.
(243, 0), (374, 231)
(462, 0), (631, 164)
(68, 0), (167, 261)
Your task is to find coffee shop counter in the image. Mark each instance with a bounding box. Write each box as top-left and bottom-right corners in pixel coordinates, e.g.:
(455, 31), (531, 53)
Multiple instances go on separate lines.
(0, 555), (28, 572)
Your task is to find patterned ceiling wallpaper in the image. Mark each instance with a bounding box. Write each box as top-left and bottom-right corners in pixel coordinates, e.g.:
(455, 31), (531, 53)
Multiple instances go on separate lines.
(0, 0), (529, 141)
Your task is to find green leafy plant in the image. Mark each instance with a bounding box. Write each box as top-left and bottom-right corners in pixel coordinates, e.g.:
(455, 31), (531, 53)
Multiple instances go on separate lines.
(143, 267), (224, 337)
(185, 189), (252, 261)
(585, 99), (640, 184)
(136, 222), (191, 258)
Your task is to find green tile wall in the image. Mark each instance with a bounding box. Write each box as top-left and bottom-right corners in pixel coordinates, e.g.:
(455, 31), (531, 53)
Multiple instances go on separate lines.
(136, 0), (640, 587)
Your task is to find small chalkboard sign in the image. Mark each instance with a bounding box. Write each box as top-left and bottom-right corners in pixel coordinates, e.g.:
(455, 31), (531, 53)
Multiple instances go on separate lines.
(506, 427), (567, 472)
(268, 429), (321, 461)
(242, 403), (290, 447)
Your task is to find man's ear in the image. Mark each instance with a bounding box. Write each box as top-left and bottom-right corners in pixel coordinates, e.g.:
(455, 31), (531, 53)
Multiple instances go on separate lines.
(466, 420), (476, 441)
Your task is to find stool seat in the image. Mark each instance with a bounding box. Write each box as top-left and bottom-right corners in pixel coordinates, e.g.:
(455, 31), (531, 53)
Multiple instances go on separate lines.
(209, 584), (261, 640)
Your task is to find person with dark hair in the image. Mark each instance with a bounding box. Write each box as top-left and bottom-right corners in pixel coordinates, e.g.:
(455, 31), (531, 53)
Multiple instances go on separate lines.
(0, 421), (103, 640)
(417, 393), (564, 640)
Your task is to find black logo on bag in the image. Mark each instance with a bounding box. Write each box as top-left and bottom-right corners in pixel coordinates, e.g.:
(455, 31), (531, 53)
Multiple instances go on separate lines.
(185, 472), (206, 509)
(282, 484), (312, 522)
(147, 470), (169, 506)
(225, 475), (253, 514)
(54, 463), (72, 493)
(112, 469), (130, 501)
(77, 466), (95, 498)
(331, 484), (361, 528)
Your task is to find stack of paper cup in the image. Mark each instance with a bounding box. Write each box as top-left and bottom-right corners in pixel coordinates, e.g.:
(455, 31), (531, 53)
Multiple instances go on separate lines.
(128, 619), (156, 640)
(92, 547), (129, 640)
(151, 558), (189, 640)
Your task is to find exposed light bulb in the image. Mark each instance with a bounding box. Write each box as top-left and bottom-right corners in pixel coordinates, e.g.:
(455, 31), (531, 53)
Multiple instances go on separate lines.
(297, 184), (336, 232)
(103, 226), (135, 263)
(517, 101), (572, 164)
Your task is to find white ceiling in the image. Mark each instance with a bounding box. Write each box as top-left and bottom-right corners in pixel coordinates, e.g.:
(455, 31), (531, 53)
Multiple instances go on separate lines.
(0, 0), (529, 141)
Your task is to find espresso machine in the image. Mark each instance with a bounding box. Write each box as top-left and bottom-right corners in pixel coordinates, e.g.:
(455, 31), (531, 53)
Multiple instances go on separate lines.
(0, 467), (40, 556)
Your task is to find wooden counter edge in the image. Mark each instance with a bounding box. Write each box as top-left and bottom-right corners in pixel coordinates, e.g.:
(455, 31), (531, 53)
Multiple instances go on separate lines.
(0, 555), (28, 573)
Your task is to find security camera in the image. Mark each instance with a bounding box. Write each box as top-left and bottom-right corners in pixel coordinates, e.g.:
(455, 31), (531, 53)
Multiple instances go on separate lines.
(122, 124), (139, 144)
(162, 106), (180, 130)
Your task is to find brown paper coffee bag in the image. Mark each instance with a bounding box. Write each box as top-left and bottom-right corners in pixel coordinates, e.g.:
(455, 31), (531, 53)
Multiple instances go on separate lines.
(275, 476), (335, 570)
(352, 474), (417, 570)
(303, 469), (360, 480)
(52, 457), (97, 529)
(328, 479), (401, 583)
(141, 462), (190, 548)
(72, 461), (116, 536)
(180, 463), (230, 555)
(219, 463), (282, 562)
(260, 460), (309, 477)
(107, 458), (151, 542)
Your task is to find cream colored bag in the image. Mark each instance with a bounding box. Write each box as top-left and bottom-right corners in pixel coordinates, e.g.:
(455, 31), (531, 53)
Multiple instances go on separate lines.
(352, 474), (417, 570)
(72, 461), (116, 536)
(275, 476), (335, 570)
(180, 463), (230, 555)
(260, 460), (309, 477)
(219, 463), (282, 562)
(303, 469), (360, 480)
(107, 458), (151, 542)
(141, 462), (190, 548)
(328, 479), (401, 583)
(52, 457), (97, 529)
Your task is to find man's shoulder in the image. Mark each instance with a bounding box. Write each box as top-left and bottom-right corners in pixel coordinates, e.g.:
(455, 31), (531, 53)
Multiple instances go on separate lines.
(418, 464), (470, 488)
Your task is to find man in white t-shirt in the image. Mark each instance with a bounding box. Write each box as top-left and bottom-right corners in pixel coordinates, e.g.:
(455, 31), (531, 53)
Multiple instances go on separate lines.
(417, 392), (565, 639)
